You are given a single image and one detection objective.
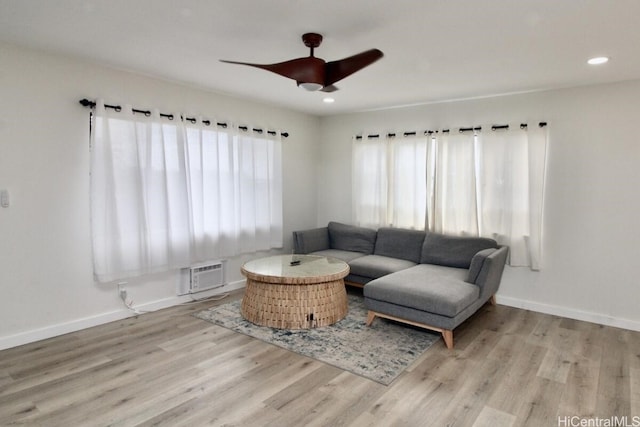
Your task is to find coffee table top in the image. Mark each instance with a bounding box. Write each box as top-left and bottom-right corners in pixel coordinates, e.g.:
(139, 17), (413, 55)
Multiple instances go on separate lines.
(241, 254), (349, 285)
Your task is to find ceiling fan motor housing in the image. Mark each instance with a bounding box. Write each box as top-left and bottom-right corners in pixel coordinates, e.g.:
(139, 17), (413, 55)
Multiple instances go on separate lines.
(295, 56), (325, 90)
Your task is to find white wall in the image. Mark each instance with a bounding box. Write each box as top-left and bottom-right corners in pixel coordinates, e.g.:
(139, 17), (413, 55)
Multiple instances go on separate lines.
(2, 39), (639, 350)
(0, 42), (321, 349)
(318, 81), (640, 331)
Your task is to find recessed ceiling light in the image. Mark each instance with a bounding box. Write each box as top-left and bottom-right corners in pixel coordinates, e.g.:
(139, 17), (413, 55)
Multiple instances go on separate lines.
(587, 56), (609, 65)
(323, 97), (335, 104)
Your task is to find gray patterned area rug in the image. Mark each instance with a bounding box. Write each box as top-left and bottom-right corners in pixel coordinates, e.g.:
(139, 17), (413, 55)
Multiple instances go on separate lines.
(194, 294), (439, 385)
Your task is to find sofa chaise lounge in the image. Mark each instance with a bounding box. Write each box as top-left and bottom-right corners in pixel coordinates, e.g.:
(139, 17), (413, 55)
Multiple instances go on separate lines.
(293, 221), (509, 349)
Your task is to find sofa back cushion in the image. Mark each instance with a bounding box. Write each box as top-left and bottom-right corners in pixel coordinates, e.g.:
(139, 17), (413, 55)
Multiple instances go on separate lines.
(420, 232), (498, 268)
(328, 221), (377, 254)
(374, 227), (426, 263)
(293, 227), (329, 254)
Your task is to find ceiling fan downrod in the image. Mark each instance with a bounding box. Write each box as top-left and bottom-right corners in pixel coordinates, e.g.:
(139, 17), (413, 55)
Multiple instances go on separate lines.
(302, 32), (323, 57)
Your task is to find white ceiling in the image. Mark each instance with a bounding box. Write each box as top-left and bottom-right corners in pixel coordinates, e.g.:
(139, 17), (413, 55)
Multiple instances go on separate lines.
(2, 0), (640, 116)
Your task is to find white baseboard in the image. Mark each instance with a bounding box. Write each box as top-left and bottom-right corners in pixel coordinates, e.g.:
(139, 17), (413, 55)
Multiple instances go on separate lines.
(0, 280), (246, 351)
(4, 283), (637, 351)
(496, 295), (640, 332)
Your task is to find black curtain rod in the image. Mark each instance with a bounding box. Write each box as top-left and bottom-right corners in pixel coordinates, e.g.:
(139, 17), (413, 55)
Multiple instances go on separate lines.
(459, 126), (482, 133)
(79, 98), (289, 138)
(356, 122), (547, 140)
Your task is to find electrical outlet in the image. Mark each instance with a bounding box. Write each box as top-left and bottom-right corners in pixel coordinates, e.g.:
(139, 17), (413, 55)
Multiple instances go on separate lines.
(0, 190), (9, 208)
(117, 282), (128, 302)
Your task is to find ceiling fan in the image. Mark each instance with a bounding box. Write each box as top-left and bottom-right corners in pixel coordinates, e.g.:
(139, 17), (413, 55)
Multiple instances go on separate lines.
(220, 33), (383, 92)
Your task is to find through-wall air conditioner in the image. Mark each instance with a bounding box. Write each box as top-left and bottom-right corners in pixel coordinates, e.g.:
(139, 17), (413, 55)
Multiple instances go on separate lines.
(177, 260), (226, 295)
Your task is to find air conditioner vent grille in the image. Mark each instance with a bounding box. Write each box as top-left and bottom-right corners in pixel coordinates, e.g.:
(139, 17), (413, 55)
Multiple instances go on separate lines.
(193, 264), (222, 274)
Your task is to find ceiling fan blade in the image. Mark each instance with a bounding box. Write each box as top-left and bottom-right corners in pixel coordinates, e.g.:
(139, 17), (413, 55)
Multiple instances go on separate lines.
(320, 84), (339, 93)
(220, 57), (325, 86)
(324, 49), (384, 86)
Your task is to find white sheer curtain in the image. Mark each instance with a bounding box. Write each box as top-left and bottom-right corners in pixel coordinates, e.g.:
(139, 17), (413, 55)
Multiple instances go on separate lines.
(525, 126), (547, 270)
(231, 131), (283, 254)
(476, 126), (546, 269)
(184, 121), (231, 259)
(352, 134), (428, 229)
(184, 122), (283, 260)
(91, 101), (283, 283)
(427, 131), (478, 235)
(352, 135), (389, 228)
(390, 136), (428, 229)
(91, 101), (192, 282)
(476, 128), (530, 266)
(428, 127), (547, 267)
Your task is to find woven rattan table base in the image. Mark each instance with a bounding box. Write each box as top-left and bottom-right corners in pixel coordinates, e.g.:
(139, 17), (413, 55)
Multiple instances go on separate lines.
(241, 278), (348, 329)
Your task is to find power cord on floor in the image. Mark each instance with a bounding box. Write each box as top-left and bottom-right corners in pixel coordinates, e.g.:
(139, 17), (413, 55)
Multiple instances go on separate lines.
(179, 292), (230, 305)
(116, 282), (229, 314)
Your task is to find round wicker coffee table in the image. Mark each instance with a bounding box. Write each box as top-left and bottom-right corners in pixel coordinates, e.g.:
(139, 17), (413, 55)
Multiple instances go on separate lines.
(240, 254), (349, 329)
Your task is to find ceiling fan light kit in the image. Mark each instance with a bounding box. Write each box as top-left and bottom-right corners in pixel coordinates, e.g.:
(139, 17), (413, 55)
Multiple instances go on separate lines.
(220, 33), (383, 92)
(298, 82), (324, 91)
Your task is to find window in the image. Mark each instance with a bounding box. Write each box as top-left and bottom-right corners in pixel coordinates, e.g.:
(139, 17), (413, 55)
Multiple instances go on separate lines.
(90, 101), (282, 283)
(352, 125), (547, 269)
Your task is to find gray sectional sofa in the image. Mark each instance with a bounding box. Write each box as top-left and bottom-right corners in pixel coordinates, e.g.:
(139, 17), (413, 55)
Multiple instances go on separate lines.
(293, 221), (509, 349)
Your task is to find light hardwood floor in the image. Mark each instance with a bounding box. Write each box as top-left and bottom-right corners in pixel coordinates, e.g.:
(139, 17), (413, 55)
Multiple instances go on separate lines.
(0, 288), (638, 426)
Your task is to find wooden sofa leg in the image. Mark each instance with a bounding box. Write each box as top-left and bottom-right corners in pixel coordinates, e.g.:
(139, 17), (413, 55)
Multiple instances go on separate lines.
(490, 295), (497, 305)
(442, 330), (454, 350)
(366, 310), (455, 349)
(366, 311), (376, 326)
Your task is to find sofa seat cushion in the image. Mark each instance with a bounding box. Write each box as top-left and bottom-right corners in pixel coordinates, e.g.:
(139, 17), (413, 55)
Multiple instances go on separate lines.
(309, 249), (366, 264)
(349, 255), (417, 279)
(364, 264), (479, 318)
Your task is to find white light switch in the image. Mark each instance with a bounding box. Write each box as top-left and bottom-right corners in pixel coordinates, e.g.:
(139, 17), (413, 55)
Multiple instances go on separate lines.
(1, 190), (9, 208)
